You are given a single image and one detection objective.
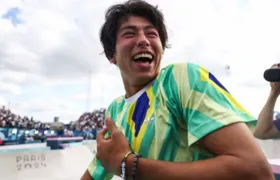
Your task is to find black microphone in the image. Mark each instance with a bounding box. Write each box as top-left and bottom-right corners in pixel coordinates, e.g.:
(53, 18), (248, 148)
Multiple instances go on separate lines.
(264, 68), (280, 82)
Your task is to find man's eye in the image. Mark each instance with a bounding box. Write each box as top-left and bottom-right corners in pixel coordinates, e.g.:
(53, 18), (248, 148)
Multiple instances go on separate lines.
(147, 32), (158, 37)
(123, 32), (135, 36)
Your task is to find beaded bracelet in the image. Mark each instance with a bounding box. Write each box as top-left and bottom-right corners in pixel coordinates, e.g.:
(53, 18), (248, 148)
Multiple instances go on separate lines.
(132, 153), (142, 180)
(121, 151), (134, 180)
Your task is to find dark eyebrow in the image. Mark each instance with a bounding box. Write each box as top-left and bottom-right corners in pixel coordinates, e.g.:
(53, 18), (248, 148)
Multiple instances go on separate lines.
(119, 25), (156, 33)
(119, 25), (137, 32)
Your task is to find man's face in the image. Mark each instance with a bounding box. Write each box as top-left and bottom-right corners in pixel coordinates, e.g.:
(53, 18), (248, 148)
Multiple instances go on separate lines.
(112, 15), (163, 87)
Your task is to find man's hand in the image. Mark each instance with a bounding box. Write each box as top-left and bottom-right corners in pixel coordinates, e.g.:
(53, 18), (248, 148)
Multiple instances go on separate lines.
(270, 63), (280, 97)
(95, 117), (131, 176)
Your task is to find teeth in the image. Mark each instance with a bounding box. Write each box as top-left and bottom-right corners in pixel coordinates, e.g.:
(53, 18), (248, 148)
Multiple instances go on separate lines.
(133, 53), (153, 60)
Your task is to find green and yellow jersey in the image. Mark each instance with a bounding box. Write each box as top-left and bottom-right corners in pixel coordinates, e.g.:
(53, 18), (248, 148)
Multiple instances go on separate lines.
(88, 62), (257, 179)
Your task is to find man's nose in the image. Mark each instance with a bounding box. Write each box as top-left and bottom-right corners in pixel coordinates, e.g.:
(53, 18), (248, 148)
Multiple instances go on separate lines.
(136, 33), (150, 48)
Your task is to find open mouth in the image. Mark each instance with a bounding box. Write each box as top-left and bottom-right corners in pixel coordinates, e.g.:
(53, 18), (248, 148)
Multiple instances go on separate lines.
(133, 53), (153, 64)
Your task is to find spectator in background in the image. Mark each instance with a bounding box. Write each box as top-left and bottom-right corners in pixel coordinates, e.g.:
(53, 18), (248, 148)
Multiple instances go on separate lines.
(254, 64), (280, 139)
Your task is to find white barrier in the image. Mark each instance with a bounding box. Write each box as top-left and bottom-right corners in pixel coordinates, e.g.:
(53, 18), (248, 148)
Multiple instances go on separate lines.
(0, 139), (277, 180)
(0, 141), (122, 180)
(256, 139), (280, 159)
(0, 146), (93, 180)
(0, 143), (47, 150)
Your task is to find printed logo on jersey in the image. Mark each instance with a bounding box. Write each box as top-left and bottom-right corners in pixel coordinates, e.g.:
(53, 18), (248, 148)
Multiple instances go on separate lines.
(144, 116), (155, 124)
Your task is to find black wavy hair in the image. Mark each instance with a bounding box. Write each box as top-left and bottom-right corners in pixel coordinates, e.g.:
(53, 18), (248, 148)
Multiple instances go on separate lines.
(100, 0), (169, 60)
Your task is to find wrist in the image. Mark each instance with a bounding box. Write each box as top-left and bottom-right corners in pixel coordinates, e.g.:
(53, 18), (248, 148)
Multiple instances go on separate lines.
(119, 151), (135, 179)
(126, 153), (136, 179)
(269, 90), (279, 100)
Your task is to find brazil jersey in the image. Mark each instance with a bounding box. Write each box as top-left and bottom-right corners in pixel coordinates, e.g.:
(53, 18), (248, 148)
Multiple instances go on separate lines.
(88, 62), (257, 180)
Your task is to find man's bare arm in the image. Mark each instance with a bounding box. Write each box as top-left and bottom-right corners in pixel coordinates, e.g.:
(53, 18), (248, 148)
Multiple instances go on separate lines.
(125, 122), (274, 180)
(254, 91), (280, 139)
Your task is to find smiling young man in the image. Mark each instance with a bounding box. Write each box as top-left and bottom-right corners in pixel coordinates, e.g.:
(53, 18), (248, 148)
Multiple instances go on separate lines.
(81, 0), (274, 180)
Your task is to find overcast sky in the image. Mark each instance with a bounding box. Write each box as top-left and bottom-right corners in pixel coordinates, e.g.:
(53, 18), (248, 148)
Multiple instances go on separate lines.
(1, 0), (280, 123)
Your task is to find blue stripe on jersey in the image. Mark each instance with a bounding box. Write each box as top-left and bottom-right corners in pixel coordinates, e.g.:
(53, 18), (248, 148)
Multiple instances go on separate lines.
(132, 92), (150, 137)
(208, 72), (229, 93)
(273, 119), (280, 131)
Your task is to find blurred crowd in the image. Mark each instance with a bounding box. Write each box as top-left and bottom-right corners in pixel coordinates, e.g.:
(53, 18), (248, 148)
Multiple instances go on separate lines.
(0, 106), (106, 139)
(0, 106), (51, 130)
(66, 108), (106, 131)
(64, 108), (106, 139)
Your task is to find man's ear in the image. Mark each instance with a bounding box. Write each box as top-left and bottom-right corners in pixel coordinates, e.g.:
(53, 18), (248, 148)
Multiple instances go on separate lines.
(110, 57), (117, 66)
